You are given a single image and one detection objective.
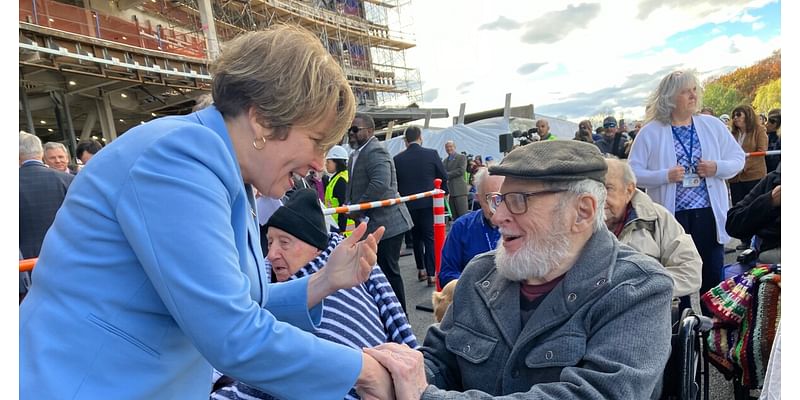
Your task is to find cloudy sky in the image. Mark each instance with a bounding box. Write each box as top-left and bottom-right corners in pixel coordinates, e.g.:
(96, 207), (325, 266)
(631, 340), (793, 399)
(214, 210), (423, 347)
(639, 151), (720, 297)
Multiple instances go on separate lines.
(400, 0), (782, 124)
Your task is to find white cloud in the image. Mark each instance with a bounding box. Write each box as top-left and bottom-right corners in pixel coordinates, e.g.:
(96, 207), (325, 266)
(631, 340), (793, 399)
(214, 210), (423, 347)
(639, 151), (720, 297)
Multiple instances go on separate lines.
(404, 0), (780, 123)
(753, 21), (766, 30)
(734, 11), (760, 23)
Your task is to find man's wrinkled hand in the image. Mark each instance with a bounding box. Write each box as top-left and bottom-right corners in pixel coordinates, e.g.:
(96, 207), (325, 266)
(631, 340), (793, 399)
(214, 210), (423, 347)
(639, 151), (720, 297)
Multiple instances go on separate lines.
(365, 343), (428, 400)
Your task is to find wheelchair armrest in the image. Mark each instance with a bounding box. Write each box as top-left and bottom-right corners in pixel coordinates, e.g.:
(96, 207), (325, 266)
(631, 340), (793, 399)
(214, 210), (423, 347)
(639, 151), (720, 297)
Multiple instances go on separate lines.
(693, 315), (713, 332)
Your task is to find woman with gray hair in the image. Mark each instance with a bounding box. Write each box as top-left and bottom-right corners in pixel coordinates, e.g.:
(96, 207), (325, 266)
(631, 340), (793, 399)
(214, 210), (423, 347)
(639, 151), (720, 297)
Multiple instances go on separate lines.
(20, 24), (392, 399)
(628, 69), (745, 305)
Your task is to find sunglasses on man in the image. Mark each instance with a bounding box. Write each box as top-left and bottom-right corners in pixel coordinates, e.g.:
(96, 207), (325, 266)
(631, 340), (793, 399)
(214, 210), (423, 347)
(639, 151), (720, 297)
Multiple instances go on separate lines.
(349, 126), (369, 134)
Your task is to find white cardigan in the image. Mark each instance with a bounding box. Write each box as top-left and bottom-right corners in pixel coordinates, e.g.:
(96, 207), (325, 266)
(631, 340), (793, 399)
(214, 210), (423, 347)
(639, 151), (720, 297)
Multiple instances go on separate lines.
(628, 114), (745, 244)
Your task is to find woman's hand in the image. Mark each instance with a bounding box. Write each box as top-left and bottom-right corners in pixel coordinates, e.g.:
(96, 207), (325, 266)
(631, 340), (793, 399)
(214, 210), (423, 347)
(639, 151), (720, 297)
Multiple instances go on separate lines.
(696, 159), (717, 177)
(364, 343), (428, 400)
(355, 352), (396, 400)
(667, 165), (685, 183)
(771, 185), (781, 207)
(308, 223), (385, 307)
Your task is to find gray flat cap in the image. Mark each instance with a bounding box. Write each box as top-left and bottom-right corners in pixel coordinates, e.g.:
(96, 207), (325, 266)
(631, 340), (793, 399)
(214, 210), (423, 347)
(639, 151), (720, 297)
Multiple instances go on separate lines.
(489, 140), (607, 183)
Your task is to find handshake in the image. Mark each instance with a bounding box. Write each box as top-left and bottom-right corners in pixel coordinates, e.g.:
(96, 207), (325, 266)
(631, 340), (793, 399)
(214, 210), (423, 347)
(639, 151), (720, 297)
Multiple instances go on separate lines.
(356, 343), (428, 400)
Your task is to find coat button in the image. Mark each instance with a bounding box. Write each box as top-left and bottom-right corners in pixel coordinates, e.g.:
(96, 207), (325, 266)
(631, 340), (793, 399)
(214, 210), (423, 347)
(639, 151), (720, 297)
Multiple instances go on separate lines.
(463, 345), (471, 353)
(481, 280), (491, 288)
(511, 369), (520, 378)
(545, 351), (554, 360)
(595, 278), (606, 286)
(567, 293), (578, 302)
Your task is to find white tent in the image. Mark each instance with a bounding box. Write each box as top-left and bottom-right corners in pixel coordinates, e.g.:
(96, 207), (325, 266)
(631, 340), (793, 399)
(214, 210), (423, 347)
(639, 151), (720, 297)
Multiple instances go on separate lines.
(382, 115), (578, 161)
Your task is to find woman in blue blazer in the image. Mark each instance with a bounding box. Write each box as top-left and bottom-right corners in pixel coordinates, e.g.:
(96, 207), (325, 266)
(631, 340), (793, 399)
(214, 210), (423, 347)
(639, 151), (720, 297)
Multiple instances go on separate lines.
(19, 25), (391, 400)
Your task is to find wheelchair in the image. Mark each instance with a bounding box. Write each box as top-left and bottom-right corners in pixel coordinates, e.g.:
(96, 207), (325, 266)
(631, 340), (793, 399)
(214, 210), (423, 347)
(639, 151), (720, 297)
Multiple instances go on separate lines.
(660, 307), (714, 400)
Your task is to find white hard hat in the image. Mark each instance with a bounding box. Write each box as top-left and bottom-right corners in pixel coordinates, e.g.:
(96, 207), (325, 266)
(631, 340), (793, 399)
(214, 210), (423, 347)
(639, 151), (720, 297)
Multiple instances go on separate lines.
(326, 145), (349, 160)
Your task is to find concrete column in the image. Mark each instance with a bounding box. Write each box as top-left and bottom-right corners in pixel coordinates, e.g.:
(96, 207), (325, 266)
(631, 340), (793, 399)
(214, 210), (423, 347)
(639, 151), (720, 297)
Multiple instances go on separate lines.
(80, 108), (97, 140)
(197, 0), (221, 60)
(96, 91), (117, 142)
(60, 91), (78, 158)
(19, 86), (35, 134)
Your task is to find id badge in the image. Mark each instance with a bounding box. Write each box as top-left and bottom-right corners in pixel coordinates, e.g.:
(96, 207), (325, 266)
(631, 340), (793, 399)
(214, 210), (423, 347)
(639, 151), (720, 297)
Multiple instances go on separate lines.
(682, 173), (701, 187)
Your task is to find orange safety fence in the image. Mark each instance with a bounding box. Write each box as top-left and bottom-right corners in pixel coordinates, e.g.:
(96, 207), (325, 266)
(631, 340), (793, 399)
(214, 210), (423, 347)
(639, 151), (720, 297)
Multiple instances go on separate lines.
(745, 150), (780, 158)
(20, 258), (37, 273)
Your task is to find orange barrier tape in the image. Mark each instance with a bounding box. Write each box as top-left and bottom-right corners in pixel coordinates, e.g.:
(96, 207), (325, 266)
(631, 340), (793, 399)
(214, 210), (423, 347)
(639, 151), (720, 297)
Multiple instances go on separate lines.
(745, 150), (781, 157)
(20, 258), (37, 272)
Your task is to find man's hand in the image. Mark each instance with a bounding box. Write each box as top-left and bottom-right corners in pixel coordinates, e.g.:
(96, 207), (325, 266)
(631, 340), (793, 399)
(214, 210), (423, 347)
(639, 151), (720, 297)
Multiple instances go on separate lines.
(772, 185), (781, 207)
(307, 223), (385, 308)
(667, 165), (685, 183)
(355, 352), (395, 400)
(696, 159), (717, 178)
(365, 343), (428, 400)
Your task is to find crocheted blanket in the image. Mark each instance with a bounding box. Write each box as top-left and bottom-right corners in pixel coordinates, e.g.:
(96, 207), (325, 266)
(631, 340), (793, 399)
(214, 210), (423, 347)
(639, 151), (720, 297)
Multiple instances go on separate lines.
(702, 264), (781, 388)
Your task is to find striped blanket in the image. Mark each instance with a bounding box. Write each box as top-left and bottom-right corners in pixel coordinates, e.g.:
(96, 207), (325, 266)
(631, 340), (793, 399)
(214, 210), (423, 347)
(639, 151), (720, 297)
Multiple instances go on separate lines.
(211, 233), (418, 400)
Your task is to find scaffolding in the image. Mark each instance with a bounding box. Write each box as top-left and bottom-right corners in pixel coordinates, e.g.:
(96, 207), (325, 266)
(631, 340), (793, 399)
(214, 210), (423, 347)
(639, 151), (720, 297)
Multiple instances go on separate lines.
(18, 0), (432, 145)
(138, 0), (423, 107)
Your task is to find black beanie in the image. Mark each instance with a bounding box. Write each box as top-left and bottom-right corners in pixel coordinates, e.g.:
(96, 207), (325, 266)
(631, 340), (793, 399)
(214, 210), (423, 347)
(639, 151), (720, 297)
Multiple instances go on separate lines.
(266, 188), (329, 250)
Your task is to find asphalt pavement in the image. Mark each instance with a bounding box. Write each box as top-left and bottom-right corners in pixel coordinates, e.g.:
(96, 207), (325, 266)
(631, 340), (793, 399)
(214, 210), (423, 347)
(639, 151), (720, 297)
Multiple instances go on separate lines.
(396, 235), (753, 399)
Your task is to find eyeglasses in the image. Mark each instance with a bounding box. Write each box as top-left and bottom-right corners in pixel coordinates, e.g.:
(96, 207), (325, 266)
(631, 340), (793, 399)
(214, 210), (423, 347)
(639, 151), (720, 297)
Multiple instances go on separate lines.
(768, 118), (779, 124)
(487, 189), (567, 215)
(733, 111), (744, 118)
(349, 126), (369, 134)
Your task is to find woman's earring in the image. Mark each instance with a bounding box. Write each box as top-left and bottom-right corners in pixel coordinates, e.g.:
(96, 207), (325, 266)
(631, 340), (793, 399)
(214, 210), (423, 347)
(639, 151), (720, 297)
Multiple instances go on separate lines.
(252, 136), (267, 150)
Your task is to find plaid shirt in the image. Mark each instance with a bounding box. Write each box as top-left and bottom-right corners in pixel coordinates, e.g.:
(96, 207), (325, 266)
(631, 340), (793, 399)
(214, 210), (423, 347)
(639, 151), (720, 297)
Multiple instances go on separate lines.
(672, 124), (711, 211)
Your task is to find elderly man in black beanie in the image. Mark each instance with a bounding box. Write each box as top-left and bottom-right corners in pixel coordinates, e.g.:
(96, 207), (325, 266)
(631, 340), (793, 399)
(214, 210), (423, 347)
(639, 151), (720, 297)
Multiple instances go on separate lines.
(363, 141), (674, 400)
(212, 188), (417, 400)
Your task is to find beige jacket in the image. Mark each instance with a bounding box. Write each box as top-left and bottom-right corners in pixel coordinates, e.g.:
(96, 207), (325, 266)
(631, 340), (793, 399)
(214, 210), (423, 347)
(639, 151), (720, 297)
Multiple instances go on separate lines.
(618, 190), (702, 297)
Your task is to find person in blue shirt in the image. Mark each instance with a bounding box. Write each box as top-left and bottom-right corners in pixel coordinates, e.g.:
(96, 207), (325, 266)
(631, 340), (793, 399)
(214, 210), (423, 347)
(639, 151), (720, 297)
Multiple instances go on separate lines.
(438, 167), (504, 288)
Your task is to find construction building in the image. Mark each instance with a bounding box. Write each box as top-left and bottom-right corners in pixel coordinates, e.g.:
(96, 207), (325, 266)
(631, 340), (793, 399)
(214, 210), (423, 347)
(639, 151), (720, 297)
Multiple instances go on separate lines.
(19, 0), (447, 159)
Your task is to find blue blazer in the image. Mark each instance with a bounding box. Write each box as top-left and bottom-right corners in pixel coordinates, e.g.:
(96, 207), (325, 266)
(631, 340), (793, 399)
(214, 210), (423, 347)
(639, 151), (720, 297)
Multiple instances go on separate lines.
(19, 107), (361, 399)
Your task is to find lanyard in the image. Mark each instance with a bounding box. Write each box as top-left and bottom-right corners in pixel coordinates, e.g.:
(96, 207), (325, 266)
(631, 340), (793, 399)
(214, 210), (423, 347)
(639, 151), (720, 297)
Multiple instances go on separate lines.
(480, 215), (498, 250)
(672, 122), (696, 167)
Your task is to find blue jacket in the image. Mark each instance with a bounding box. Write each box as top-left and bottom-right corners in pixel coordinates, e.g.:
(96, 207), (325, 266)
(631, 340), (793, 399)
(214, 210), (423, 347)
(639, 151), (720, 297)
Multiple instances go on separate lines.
(19, 106), (361, 399)
(438, 210), (499, 288)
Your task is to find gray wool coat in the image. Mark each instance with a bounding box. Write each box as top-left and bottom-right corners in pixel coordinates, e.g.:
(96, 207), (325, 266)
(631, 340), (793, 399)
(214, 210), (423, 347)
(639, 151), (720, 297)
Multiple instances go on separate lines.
(420, 228), (674, 399)
(346, 137), (413, 240)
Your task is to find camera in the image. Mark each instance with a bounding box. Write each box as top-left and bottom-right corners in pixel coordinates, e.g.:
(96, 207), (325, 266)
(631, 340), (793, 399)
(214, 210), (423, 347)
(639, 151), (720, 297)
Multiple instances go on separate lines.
(512, 128), (540, 146)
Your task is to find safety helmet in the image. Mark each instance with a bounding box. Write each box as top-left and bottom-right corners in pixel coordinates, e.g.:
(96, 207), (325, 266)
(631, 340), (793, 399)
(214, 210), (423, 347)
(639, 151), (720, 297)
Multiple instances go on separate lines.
(326, 145), (349, 160)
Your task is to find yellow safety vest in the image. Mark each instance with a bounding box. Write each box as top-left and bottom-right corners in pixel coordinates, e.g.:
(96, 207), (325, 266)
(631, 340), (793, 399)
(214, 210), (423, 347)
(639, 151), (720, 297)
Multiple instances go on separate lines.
(324, 171), (356, 236)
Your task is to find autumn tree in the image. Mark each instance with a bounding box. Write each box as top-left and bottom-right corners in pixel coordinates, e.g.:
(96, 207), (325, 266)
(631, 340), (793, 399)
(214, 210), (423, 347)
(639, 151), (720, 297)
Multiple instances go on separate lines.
(702, 82), (744, 116)
(706, 50), (781, 103)
(752, 78), (781, 114)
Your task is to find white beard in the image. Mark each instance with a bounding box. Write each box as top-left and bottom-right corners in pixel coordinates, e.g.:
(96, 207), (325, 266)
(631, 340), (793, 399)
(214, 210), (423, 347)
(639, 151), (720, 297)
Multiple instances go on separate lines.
(494, 214), (572, 282)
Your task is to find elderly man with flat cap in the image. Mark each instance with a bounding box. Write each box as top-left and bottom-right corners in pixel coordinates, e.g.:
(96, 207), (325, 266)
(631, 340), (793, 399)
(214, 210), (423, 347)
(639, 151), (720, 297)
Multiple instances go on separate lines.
(364, 140), (674, 400)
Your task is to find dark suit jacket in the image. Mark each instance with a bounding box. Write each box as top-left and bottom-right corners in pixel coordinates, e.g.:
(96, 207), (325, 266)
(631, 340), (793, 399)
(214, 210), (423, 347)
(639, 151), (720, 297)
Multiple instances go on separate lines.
(443, 153), (468, 196)
(19, 160), (74, 258)
(347, 137), (413, 239)
(393, 143), (447, 211)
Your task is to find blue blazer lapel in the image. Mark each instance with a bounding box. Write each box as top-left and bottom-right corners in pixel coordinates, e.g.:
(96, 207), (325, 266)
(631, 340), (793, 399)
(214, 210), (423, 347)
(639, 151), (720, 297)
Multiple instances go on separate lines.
(244, 186), (268, 305)
(194, 107), (268, 305)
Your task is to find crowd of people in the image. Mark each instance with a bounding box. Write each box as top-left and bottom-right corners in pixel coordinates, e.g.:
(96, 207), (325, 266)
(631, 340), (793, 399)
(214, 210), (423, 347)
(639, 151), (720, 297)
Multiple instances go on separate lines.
(19, 23), (780, 400)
